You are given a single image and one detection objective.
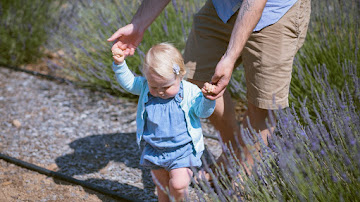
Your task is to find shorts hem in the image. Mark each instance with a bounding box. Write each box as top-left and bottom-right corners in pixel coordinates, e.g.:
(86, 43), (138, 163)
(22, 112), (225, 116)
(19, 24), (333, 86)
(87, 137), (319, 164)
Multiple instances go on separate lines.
(169, 164), (202, 170)
(247, 95), (289, 110)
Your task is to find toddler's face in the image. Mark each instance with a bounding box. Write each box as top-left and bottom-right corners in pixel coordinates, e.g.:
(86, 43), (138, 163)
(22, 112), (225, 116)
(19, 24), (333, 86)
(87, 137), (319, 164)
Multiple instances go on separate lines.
(145, 70), (180, 99)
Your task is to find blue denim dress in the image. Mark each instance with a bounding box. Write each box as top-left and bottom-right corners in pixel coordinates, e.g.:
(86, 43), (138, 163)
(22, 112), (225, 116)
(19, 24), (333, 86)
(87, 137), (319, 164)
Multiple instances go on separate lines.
(140, 83), (203, 171)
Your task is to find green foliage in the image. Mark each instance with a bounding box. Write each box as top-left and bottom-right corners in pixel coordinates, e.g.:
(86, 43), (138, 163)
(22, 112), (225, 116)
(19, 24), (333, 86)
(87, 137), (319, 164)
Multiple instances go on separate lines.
(50, 0), (204, 96)
(290, 0), (360, 118)
(0, 0), (62, 66)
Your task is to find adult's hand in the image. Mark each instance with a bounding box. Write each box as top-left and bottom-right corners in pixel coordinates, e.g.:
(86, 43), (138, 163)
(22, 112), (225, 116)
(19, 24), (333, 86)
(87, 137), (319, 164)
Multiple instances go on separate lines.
(107, 0), (170, 58)
(203, 56), (236, 100)
(107, 23), (144, 57)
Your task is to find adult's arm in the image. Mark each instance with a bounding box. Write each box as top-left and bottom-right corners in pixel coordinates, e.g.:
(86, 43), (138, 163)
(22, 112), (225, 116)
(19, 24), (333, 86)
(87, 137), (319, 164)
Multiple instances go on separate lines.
(107, 0), (170, 56)
(203, 0), (267, 100)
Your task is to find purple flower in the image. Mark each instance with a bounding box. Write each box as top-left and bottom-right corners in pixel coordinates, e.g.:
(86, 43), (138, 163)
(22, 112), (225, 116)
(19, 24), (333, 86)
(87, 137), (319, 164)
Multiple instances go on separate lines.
(172, 0), (178, 13)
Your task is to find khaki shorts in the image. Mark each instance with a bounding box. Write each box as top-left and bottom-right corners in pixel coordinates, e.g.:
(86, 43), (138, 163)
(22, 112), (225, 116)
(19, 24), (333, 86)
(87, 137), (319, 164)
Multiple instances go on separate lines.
(184, 0), (311, 109)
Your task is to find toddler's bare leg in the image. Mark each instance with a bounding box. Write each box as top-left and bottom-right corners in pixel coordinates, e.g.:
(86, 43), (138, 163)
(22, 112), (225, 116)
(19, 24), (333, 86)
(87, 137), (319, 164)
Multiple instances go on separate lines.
(151, 169), (170, 202)
(169, 168), (193, 201)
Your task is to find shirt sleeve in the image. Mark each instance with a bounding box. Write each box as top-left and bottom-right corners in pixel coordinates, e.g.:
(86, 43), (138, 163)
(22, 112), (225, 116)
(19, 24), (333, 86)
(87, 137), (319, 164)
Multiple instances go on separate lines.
(112, 61), (144, 95)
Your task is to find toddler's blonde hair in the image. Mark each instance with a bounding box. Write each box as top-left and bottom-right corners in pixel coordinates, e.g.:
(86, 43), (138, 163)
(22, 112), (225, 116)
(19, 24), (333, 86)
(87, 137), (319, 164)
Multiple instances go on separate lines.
(143, 43), (186, 81)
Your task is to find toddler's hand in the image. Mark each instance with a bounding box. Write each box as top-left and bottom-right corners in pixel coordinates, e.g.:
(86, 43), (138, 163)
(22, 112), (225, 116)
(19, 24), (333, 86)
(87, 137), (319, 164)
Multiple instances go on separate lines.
(112, 48), (125, 65)
(202, 82), (216, 96)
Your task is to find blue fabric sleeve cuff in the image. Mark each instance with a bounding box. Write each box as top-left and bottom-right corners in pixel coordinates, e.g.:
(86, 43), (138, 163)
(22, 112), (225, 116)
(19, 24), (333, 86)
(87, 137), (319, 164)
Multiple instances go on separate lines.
(112, 61), (127, 72)
(203, 98), (216, 111)
(199, 96), (216, 118)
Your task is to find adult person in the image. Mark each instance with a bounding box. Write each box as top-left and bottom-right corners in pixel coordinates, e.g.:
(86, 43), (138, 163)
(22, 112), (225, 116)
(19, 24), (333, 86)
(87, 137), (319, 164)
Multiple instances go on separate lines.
(108, 0), (311, 175)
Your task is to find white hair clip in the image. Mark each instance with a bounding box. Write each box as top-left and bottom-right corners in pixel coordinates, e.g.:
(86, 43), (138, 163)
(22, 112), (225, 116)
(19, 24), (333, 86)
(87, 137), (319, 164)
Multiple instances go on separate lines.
(173, 64), (180, 75)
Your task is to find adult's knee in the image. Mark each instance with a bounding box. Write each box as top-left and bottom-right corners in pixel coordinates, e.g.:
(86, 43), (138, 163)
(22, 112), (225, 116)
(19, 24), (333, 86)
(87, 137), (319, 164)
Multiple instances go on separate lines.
(247, 102), (270, 118)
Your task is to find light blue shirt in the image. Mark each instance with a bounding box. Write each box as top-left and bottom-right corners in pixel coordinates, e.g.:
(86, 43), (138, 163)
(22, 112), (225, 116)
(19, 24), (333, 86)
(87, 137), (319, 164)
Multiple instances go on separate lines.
(112, 61), (216, 154)
(143, 83), (191, 149)
(212, 0), (297, 31)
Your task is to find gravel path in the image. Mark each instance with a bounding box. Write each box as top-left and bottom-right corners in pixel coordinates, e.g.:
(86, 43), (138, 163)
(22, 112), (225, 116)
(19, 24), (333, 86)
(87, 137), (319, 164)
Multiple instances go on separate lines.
(0, 67), (221, 201)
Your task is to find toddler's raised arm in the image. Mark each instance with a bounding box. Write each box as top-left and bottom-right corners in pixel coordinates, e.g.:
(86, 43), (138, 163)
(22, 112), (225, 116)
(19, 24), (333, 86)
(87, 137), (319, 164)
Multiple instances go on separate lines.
(112, 48), (125, 65)
(112, 61), (145, 96)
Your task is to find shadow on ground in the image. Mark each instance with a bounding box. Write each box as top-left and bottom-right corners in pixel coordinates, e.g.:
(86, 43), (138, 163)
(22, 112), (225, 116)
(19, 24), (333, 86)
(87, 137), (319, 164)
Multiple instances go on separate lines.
(54, 133), (157, 201)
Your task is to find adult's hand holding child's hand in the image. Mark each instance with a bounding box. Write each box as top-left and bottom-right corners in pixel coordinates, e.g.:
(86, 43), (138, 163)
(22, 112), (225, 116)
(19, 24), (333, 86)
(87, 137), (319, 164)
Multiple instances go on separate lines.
(112, 48), (125, 65)
(204, 55), (235, 100)
(108, 24), (143, 58)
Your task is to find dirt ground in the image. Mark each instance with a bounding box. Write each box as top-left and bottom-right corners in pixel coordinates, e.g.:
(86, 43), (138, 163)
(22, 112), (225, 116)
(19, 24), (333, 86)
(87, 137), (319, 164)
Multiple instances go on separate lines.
(0, 159), (124, 202)
(0, 59), (139, 202)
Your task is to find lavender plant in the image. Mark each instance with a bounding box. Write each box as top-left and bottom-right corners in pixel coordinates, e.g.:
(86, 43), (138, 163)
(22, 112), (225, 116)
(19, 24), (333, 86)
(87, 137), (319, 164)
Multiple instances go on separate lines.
(194, 61), (359, 201)
(47, 0), (204, 96)
(289, 0), (359, 119)
(0, 0), (64, 66)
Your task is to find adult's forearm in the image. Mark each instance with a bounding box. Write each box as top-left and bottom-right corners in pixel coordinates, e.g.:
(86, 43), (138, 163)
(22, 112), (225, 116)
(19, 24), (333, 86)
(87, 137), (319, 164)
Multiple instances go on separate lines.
(131, 0), (171, 33)
(224, 0), (267, 64)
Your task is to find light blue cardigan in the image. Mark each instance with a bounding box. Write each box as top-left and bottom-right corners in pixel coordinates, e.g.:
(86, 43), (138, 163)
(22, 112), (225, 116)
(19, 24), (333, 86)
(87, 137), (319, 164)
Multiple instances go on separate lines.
(112, 61), (216, 154)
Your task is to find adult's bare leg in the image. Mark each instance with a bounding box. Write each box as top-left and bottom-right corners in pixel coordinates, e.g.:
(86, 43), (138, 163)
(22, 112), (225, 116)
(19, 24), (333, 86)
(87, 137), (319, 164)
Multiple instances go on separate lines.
(187, 79), (241, 160)
(188, 79), (276, 175)
(240, 102), (276, 174)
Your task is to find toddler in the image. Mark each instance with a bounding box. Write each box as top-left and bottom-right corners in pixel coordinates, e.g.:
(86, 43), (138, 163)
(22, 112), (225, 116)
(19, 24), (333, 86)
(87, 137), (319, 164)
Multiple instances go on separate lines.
(111, 43), (216, 201)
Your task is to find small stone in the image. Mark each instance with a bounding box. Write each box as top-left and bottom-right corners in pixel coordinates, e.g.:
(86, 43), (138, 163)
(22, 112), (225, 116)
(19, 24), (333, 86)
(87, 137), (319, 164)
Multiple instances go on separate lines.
(12, 119), (21, 128)
(99, 162), (112, 175)
(46, 163), (58, 171)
